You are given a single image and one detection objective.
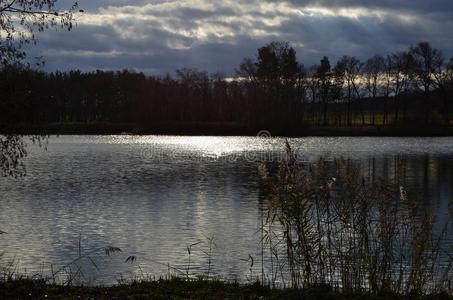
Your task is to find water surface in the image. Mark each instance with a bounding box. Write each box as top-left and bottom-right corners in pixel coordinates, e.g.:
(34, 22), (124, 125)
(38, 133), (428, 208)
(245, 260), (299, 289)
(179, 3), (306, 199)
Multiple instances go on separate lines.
(1, 136), (453, 284)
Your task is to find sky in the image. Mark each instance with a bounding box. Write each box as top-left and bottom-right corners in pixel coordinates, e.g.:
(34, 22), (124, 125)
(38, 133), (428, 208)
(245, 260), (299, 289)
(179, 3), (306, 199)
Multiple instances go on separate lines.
(26, 0), (453, 75)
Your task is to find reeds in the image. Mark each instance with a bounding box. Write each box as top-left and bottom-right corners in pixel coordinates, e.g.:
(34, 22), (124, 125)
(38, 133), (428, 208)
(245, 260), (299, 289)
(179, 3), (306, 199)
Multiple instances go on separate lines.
(259, 142), (453, 296)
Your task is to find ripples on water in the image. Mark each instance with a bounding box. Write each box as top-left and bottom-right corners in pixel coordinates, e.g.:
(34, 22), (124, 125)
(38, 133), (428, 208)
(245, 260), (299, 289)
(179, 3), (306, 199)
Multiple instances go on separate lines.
(0, 136), (453, 284)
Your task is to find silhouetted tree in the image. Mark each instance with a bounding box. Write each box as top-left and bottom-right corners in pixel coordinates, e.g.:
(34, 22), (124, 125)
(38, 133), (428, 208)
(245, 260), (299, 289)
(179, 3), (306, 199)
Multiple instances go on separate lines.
(410, 42), (444, 123)
(239, 41), (302, 131)
(1, 40), (452, 148)
(317, 56), (331, 126)
(336, 56), (363, 125)
(433, 57), (453, 123)
(386, 51), (415, 123)
(364, 55), (385, 125)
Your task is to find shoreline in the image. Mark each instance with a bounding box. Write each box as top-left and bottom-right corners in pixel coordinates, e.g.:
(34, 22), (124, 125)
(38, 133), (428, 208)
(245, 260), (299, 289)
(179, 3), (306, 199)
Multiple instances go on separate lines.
(1, 278), (451, 300)
(2, 122), (453, 137)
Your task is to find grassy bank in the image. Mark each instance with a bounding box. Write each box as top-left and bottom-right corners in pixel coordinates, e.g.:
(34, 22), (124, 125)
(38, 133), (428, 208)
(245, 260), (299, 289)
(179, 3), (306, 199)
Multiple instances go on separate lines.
(2, 278), (453, 300)
(3, 122), (453, 136)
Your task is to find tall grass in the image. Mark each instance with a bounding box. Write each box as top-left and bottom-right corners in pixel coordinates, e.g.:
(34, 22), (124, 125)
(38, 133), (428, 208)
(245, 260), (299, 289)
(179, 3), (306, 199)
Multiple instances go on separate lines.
(258, 142), (453, 296)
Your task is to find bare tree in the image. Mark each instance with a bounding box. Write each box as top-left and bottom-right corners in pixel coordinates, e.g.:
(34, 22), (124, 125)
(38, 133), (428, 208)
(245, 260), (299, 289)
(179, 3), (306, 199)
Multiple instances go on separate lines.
(336, 56), (363, 125)
(0, 0), (79, 65)
(295, 63), (307, 125)
(432, 58), (452, 124)
(385, 51), (415, 124)
(364, 55), (385, 125)
(305, 65), (320, 124)
(410, 42), (444, 123)
(237, 58), (257, 82)
(317, 56), (332, 126)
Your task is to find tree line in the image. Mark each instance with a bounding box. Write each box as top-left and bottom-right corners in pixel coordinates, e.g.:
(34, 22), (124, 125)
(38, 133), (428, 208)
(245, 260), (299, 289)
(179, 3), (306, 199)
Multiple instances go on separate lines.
(1, 41), (453, 134)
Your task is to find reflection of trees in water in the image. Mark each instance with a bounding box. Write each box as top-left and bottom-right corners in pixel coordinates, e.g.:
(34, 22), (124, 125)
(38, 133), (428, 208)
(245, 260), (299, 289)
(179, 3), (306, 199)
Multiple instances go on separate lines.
(363, 155), (453, 215)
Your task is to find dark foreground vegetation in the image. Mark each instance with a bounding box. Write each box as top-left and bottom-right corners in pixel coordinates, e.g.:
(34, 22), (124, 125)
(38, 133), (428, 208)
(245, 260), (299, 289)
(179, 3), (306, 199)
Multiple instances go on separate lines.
(2, 278), (453, 300)
(1, 41), (453, 136)
(254, 147), (453, 296)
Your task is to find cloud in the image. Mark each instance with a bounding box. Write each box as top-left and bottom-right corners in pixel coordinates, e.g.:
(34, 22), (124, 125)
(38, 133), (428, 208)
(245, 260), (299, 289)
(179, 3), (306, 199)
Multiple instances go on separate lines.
(25, 0), (453, 75)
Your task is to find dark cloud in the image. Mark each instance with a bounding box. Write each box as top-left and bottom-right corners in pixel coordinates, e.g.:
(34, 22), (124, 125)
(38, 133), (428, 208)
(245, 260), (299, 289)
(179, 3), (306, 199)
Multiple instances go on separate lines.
(275, 0), (453, 13)
(26, 0), (453, 75)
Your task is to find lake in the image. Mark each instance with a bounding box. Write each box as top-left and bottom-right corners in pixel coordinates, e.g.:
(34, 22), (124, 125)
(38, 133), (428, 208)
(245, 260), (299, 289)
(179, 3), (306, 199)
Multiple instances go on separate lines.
(1, 135), (453, 285)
